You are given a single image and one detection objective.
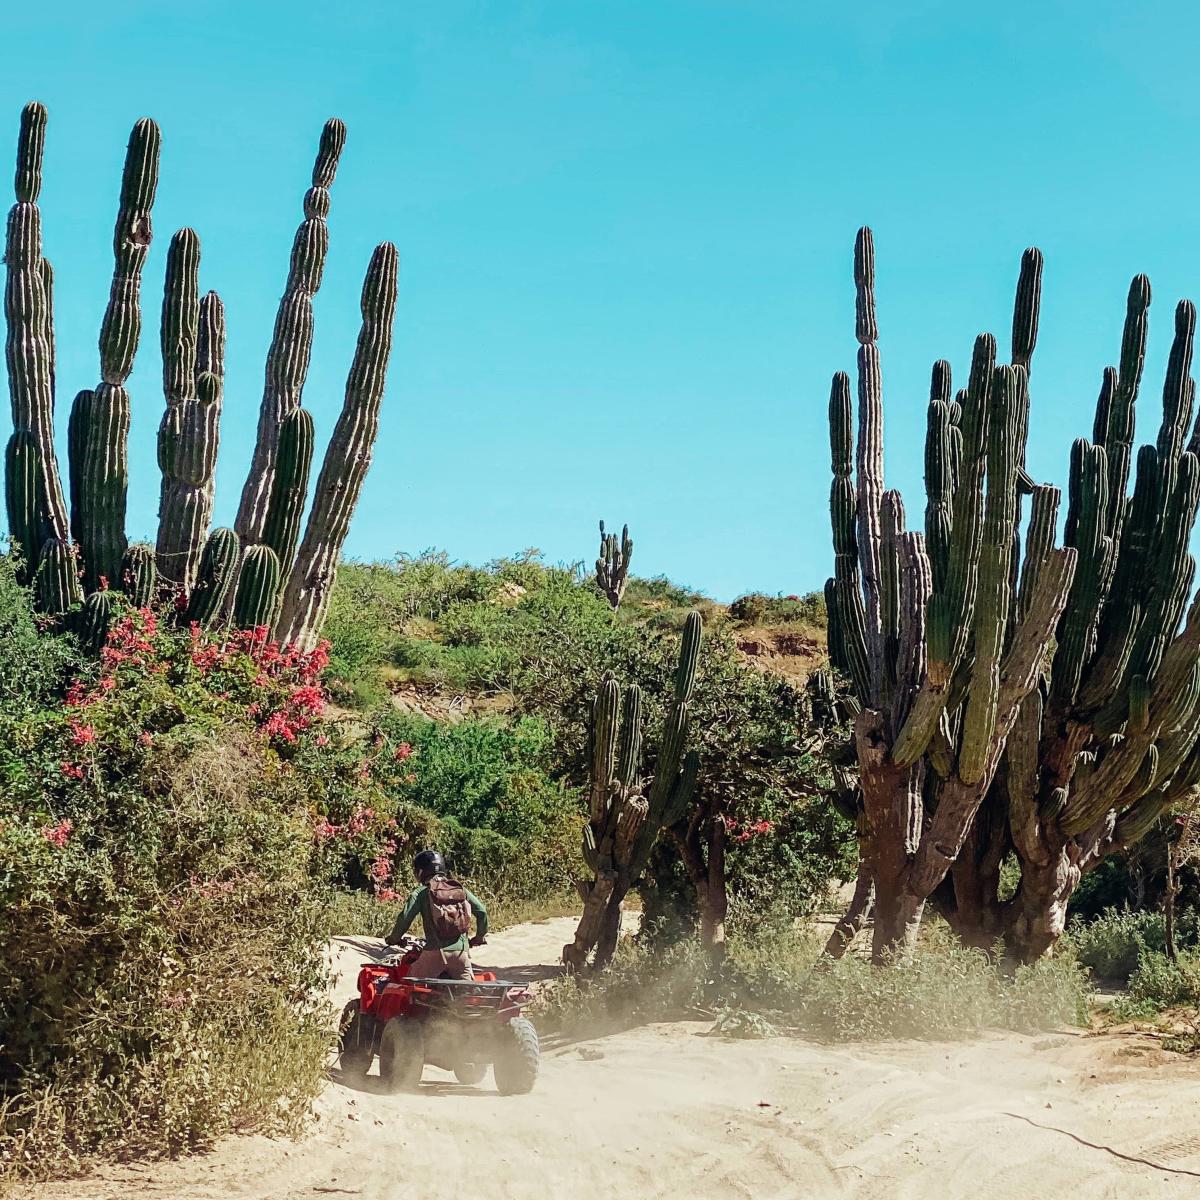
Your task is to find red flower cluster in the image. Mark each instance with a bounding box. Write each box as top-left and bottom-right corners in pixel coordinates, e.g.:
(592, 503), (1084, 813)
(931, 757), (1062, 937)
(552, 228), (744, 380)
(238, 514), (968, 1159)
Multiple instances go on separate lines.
(69, 720), (97, 747)
(393, 742), (413, 761)
(60, 762), (85, 781)
(41, 817), (73, 847)
(722, 816), (775, 843)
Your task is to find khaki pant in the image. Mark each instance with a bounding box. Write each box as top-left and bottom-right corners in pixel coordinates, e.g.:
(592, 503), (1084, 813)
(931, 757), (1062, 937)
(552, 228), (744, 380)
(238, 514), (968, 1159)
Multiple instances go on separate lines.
(409, 946), (473, 980)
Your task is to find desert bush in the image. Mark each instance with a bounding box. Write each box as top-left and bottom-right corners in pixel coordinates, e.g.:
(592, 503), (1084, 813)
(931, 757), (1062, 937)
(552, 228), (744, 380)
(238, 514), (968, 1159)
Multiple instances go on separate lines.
(728, 590), (826, 627)
(367, 711), (584, 901)
(0, 553), (83, 717)
(1111, 950), (1200, 1020)
(0, 612), (337, 1178)
(536, 917), (1088, 1040)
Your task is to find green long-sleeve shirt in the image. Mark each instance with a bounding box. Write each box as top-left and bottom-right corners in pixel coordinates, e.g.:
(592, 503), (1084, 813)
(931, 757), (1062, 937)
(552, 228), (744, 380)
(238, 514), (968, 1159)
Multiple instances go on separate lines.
(385, 882), (488, 952)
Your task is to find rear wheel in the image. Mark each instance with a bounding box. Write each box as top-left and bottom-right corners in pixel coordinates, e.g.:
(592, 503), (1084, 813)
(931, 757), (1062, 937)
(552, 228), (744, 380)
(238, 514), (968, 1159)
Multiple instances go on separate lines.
(378, 1018), (424, 1093)
(454, 1060), (488, 1085)
(338, 1000), (374, 1079)
(493, 1017), (539, 1095)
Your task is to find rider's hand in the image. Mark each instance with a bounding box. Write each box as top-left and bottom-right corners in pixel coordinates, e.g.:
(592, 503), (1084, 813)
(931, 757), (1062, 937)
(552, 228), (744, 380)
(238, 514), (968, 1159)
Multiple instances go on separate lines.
(469, 935), (487, 948)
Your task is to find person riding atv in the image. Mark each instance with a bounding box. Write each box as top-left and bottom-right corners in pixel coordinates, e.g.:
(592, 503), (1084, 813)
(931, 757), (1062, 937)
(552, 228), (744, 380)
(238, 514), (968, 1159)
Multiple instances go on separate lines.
(385, 850), (488, 980)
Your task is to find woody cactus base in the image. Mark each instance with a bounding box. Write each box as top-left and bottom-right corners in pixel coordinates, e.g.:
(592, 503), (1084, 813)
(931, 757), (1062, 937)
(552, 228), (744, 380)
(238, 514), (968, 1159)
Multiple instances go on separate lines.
(563, 611), (702, 971)
(825, 227), (1200, 963)
(3, 103), (399, 652)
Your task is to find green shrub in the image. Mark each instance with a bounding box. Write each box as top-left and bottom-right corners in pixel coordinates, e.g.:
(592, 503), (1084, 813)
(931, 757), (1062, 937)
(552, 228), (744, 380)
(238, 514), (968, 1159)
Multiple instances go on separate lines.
(1066, 910), (1166, 981)
(536, 918), (1088, 1041)
(0, 553), (83, 717)
(728, 591), (826, 628)
(1112, 950), (1200, 1019)
(368, 711), (584, 901)
(0, 613), (337, 1178)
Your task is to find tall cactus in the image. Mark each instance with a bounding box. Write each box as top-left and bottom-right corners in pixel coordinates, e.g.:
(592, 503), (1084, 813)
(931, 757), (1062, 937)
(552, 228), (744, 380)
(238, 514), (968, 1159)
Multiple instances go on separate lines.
(155, 229), (221, 592)
(2, 105), (396, 644)
(825, 228), (1078, 963)
(595, 520), (632, 608)
(563, 611), (702, 972)
(825, 227), (1200, 962)
(5, 102), (69, 550)
(71, 117), (161, 592)
(275, 242), (400, 649)
(234, 119), (346, 553)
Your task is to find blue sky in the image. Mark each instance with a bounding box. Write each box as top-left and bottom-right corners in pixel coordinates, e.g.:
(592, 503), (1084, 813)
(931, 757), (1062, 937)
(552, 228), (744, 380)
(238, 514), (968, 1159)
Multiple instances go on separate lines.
(1, 2), (1197, 600)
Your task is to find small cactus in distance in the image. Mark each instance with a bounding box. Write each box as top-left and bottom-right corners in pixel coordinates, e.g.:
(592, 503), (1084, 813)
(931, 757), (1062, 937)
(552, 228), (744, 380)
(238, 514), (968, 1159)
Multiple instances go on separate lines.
(595, 520), (632, 608)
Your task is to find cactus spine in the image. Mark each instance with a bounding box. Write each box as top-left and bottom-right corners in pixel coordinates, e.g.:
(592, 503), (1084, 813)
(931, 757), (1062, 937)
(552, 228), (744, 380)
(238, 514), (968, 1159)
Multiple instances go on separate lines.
(275, 242), (400, 649)
(595, 520), (632, 608)
(564, 612), (702, 971)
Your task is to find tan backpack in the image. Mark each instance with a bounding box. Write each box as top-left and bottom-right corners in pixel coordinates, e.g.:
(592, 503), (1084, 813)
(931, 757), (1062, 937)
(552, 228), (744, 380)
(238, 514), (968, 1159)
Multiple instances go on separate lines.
(426, 875), (471, 941)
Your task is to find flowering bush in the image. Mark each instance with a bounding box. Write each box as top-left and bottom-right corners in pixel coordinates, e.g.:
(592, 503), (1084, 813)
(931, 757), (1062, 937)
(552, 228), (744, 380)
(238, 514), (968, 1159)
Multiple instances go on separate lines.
(0, 603), (346, 1176)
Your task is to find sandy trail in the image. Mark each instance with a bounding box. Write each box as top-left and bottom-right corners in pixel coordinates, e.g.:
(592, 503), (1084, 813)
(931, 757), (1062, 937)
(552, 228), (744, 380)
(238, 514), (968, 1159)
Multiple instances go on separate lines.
(36, 916), (1200, 1200)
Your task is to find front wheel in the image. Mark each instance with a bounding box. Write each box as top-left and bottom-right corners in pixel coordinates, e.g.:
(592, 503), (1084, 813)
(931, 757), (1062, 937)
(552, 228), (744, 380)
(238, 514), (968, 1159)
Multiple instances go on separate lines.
(493, 1017), (539, 1095)
(338, 1000), (374, 1079)
(378, 1018), (424, 1093)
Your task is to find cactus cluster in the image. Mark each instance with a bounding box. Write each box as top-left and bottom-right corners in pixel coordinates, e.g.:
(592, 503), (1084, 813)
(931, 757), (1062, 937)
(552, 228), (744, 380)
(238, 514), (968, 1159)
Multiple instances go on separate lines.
(563, 610), (702, 971)
(3, 104), (399, 652)
(595, 520), (632, 608)
(826, 227), (1200, 961)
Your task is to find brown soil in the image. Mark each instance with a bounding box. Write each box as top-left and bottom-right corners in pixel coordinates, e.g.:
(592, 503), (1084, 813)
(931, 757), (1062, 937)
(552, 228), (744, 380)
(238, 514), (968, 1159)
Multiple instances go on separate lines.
(735, 624), (827, 686)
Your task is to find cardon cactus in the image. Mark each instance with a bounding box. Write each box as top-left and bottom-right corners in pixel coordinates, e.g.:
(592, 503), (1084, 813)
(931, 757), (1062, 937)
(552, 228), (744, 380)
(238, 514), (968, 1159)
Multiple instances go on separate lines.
(156, 229), (221, 592)
(824, 226), (1200, 964)
(261, 408), (315, 570)
(595, 520), (632, 608)
(5, 103), (69, 548)
(34, 538), (81, 615)
(1, 105), (398, 651)
(563, 611), (702, 972)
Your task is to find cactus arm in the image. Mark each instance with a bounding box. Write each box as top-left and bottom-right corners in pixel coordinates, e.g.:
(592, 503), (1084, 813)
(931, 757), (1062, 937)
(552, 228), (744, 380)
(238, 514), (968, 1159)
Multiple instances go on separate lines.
(261, 407), (315, 571)
(853, 227), (886, 696)
(5, 102), (69, 543)
(276, 242), (399, 648)
(233, 545), (283, 629)
(234, 119), (346, 550)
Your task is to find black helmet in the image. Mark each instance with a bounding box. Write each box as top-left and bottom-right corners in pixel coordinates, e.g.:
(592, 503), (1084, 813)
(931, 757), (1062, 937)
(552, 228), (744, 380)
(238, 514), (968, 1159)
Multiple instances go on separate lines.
(412, 849), (445, 881)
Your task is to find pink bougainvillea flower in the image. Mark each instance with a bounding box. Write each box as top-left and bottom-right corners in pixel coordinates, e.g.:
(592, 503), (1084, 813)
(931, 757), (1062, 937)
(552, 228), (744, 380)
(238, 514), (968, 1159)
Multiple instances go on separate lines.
(41, 817), (74, 847)
(69, 721), (97, 747)
(393, 742), (413, 761)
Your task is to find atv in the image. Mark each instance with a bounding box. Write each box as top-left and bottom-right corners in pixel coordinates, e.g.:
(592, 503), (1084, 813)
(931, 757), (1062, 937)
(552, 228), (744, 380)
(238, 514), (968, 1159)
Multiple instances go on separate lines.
(338, 935), (540, 1094)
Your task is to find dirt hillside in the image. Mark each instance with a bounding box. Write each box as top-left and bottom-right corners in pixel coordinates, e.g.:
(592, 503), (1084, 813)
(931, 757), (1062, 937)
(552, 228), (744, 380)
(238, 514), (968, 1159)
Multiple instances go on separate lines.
(35, 917), (1200, 1200)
